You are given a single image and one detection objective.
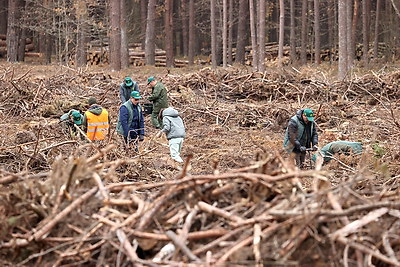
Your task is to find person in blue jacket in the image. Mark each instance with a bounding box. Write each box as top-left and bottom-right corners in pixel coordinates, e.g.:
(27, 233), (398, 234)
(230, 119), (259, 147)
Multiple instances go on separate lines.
(116, 91), (145, 151)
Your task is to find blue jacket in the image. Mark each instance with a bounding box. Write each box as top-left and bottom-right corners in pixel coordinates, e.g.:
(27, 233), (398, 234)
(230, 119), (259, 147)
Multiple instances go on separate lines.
(116, 100), (144, 137)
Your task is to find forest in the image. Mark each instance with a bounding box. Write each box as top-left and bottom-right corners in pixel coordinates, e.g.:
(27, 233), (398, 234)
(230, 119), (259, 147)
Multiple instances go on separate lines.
(0, 0), (400, 266)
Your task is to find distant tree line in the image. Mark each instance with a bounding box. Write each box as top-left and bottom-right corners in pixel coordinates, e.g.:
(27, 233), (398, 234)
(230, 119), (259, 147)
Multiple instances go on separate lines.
(1, 0), (399, 80)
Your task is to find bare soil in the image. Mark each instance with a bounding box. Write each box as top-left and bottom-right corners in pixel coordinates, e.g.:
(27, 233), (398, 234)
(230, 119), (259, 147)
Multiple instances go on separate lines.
(0, 61), (399, 266)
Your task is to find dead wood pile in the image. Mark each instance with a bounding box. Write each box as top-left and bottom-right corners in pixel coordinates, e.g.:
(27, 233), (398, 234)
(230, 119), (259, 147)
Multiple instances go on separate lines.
(0, 64), (400, 266)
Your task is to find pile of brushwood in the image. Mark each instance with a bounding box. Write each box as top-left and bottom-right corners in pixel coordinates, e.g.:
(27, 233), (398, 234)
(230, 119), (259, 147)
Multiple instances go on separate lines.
(0, 63), (399, 266)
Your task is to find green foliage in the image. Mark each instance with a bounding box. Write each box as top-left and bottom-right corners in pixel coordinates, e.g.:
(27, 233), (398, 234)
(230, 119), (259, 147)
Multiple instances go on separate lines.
(372, 143), (386, 158)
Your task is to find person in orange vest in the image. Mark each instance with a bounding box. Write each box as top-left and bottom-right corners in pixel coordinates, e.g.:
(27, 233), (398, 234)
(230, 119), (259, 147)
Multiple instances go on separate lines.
(82, 97), (111, 141)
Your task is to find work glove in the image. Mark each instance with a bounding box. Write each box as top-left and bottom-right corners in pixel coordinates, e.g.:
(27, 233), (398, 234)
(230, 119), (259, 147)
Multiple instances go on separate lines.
(299, 146), (307, 153)
(139, 135), (145, 142)
(312, 145), (318, 151)
(294, 140), (301, 150)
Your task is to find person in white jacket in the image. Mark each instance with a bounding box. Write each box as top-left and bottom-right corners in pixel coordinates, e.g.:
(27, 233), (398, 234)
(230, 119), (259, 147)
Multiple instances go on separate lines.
(157, 107), (186, 163)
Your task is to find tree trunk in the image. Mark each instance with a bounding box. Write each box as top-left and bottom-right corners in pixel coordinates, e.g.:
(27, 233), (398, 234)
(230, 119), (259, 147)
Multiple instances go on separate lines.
(181, 0), (188, 57)
(140, 0), (147, 50)
(165, 0), (174, 67)
(210, 0), (217, 68)
(110, 0), (121, 70)
(120, 0), (129, 69)
(249, 0), (258, 71)
(222, 0), (228, 67)
(346, 0), (353, 68)
(289, 0), (296, 63)
(362, 0), (369, 64)
(314, 0), (321, 64)
(338, 0), (348, 80)
(327, 0), (335, 63)
(236, 0), (248, 64)
(7, 0), (19, 62)
(300, 0), (307, 65)
(76, 0), (88, 67)
(227, 0), (233, 65)
(145, 0), (156, 65)
(278, 0), (284, 67)
(188, 0), (195, 65)
(373, 0), (381, 59)
(0, 0), (7, 35)
(258, 0), (266, 72)
(351, 0), (359, 62)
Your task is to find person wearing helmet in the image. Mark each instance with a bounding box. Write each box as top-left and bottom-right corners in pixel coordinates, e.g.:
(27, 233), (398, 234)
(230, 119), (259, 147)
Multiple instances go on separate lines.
(120, 77), (140, 104)
(60, 109), (83, 138)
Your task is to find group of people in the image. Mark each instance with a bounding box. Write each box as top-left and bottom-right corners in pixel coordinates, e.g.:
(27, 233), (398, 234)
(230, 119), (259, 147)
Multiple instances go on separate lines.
(283, 108), (363, 168)
(60, 76), (186, 163)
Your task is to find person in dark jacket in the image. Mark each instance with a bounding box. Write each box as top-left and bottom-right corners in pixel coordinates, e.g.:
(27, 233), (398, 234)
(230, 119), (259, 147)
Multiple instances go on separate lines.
(283, 108), (319, 168)
(312, 141), (363, 163)
(147, 76), (169, 129)
(116, 91), (145, 151)
(120, 77), (140, 104)
(156, 107), (186, 163)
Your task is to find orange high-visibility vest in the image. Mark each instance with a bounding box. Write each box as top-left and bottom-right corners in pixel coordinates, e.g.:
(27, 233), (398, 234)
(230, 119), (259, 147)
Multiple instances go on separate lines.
(85, 109), (109, 140)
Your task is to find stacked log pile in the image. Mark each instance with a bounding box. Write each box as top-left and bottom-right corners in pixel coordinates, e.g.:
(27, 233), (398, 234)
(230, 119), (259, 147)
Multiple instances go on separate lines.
(0, 34), (36, 57)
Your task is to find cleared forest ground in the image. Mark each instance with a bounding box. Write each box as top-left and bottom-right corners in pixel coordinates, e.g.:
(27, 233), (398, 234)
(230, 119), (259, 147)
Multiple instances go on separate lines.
(0, 61), (399, 266)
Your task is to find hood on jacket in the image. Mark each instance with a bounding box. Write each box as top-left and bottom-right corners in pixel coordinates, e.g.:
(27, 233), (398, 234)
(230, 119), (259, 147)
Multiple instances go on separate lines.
(88, 105), (104, 115)
(162, 107), (179, 118)
(296, 109), (306, 122)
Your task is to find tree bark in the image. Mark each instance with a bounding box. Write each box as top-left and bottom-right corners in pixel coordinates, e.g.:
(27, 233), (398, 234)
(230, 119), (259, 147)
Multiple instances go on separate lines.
(258, 0), (265, 72)
(346, 0), (353, 68)
(300, 0), (307, 65)
(145, 0), (156, 65)
(7, 0), (19, 62)
(120, 0), (129, 69)
(140, 0), (147, 50)
(235, 0), (248, 64)
(249, 0), (258, 71)
(165, 0), (174, 67)
(188, 0), (195, 65)
(278, 0), (284, 68)
(76, 0), (88, 67)
(314, 0), (321, 64)
(362, 0), (369, 64)
(110, 0), (121, 70)
(338, 0), (348, 80)
(210, 0), (217, 68)
(0, 0), (7, 35)
(289, 0), (296, 63)
(181, 0), (188, 57)
(227, 0), (233, 65)
(373, 0), (381, 59)
(222, 0), (227, 67)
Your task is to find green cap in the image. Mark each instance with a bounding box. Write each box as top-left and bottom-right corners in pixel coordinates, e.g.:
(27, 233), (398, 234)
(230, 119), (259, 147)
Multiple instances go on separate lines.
(147, 76), (155, 85)
(303, 109), (315, 122)
(124, 77), (133, 87)
(130, 91), (142, 99)
(71, 111), (82, 125)
(88, 97), (97, 105)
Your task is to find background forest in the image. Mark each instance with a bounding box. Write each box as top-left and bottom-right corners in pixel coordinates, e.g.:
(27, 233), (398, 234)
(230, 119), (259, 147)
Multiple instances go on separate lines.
(2, 0), (400, 79)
